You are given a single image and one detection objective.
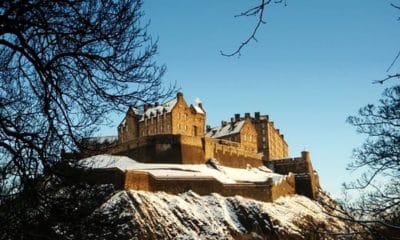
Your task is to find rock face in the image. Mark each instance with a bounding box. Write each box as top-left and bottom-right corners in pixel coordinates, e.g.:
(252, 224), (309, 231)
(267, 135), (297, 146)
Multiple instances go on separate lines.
(86, 190), (367, 240)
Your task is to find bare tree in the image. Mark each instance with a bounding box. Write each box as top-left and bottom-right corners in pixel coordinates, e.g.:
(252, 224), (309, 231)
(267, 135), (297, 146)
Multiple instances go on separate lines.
(344, 84), (400, 239)
(0, 0), (173, 237)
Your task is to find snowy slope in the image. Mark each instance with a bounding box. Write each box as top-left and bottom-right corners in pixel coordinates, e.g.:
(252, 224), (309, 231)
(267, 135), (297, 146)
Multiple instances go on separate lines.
(87, 190), (367, 240)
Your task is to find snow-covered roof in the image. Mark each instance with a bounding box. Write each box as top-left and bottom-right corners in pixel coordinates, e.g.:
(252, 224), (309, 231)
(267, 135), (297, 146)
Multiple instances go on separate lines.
(140, 98), (177, 121)
(77, 154), (285, 184)
(205, 120), (245, 139)
(83, 136), (118, 145)
(192, 104), (205, 114)
(129, 106), (141, 115)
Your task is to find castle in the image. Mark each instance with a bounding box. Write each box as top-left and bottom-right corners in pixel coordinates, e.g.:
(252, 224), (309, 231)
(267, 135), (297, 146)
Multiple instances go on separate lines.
(77, 92), (320, 202)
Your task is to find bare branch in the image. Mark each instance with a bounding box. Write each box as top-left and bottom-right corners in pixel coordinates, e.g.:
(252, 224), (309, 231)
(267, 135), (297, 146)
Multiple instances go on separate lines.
(220, 0), (286, 57)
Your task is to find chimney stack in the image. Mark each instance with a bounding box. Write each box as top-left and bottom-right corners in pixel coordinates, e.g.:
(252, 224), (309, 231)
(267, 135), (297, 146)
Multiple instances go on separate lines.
(206, 125), (211, 132)
(244, 112), (250, 119)
(155, 102), (159, 107)
(234, 113), (240, 121)
(221, 121), (227, 127)
(255, 112), (260, 120)
(176, 92), (184, 101)
(143, 103), (150, 112)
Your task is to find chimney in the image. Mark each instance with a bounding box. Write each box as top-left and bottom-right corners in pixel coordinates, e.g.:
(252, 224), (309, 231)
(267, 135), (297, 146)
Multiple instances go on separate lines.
(301, 151), (311, 162)
(206, 125), (211, 132)
(255, 112), (260, 120)
(143, 103), (150, 111)
(176, 92), (184, 101)
(234, 113), (240, 121)
(155, 102), (159, 107)
(198, 102), (204, 111)
(230, 117), (234, 124)
(244, 112), (250, 119)
(221, 121), (227, 127)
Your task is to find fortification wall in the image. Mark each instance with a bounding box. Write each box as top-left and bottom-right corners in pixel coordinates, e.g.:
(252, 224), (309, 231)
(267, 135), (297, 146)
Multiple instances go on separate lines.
(265, 151), (319, 199)
(220, 183), (272, 202)
(71, 167), (297, 202)
(110, 135), (184, 164)
(179, 135), (205, 164)
(124, 170), (151, 191)
(295, 172), (320, 199)
(265, 155), (312, 175)
(204, 138), (263, 168)
(270, 173), (296, 201)
(122, 170), (278, 202)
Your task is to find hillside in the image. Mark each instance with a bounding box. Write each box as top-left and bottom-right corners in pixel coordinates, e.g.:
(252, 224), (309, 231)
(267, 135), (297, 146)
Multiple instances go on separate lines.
(83, 189), (367, 240)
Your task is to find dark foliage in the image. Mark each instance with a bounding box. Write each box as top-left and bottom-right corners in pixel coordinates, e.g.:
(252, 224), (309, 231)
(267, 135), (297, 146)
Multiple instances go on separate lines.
(0, 0), (173, 238)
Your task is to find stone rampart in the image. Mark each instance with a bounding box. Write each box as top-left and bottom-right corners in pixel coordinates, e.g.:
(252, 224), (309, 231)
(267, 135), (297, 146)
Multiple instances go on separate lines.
(121, 169), (298, 202)
(270, 173), (296, 201)
(105, 134), (263, 168)
(265, 151), (319, 199)
(204, 138), (263, 168)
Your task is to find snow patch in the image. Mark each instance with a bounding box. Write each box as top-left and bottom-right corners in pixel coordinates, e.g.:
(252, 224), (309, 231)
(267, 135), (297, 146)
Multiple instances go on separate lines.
(78, 154), (284, 184)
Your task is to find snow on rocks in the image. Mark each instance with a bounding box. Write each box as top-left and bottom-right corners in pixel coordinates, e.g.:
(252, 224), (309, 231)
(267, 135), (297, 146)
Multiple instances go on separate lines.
(90, 190), (365, 240)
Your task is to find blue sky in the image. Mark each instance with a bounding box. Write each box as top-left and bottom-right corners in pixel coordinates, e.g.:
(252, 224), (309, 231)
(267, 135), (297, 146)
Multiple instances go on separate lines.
(103, 1), (400, 198)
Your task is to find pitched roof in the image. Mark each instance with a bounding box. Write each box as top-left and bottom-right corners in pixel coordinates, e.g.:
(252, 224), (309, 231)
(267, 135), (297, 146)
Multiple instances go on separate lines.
(205, 120), (245, 138)
(139, 98), (177, 121)
(192, 104), (205, 114)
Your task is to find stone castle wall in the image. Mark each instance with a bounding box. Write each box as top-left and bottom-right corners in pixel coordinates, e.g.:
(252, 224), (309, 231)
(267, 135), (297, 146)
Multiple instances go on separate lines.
(270, 173), (296, 201)
(122, 170), (296, 202)
(108, 134), (263, 168)
(265, 151), (320, 199)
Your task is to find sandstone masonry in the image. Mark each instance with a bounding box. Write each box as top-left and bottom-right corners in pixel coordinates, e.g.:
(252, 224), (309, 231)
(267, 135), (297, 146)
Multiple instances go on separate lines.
(78, 92), (320, 201)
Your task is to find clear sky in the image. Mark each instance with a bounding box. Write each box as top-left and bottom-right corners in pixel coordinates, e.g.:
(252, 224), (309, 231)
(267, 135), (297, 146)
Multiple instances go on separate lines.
(103, 0), (400, 198)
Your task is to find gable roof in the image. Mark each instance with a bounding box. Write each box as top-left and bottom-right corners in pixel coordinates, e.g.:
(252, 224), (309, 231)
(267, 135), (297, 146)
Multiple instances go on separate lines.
(139, 98), (177, 121)
(191, 104), (205, 114)
(205, 120), (245, 139)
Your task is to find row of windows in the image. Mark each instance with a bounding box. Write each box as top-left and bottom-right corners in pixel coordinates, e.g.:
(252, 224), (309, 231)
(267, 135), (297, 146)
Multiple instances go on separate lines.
(144, 114), (168, 125)
(141, 125), (171, 137)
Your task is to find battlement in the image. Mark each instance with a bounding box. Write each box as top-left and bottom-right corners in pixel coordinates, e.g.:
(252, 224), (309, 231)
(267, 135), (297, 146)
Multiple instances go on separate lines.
(265, 151), (319, 199)
(73, 165), (296, 202)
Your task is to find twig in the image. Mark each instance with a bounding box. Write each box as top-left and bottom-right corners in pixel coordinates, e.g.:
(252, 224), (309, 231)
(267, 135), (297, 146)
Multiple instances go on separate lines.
(220, 0), (286, 57)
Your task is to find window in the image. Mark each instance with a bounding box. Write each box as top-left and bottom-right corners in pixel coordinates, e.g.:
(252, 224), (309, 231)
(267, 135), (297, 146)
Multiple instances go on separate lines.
(193, 126), (198, 136)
